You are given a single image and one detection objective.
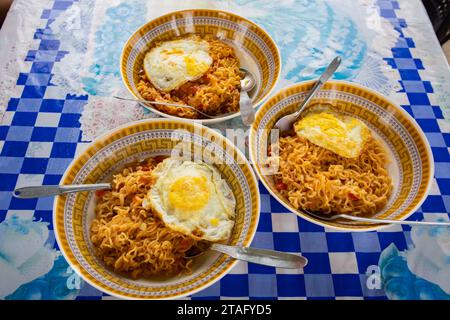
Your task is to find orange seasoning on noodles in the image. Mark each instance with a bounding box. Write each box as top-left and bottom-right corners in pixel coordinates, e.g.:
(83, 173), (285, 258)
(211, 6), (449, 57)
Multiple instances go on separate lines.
(90, 157), (198, 278)
(136, 35), (242, 119)
(272, 135), (392, 215)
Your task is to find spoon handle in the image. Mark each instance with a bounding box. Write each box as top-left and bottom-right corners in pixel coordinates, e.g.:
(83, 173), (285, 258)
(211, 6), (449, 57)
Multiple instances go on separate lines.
(13, 184), (111, 199)
(240, 91), (255, 126)
(339, 214), (450, 226)
(113, 96), (224, 119)
(294, 56), (342, 118)
(113, 96), (189, 108)
(211, 243), (308, 269)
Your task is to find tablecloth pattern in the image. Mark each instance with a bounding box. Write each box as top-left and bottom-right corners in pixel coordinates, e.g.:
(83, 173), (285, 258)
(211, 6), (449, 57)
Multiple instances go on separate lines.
(0, 0), (449, 300)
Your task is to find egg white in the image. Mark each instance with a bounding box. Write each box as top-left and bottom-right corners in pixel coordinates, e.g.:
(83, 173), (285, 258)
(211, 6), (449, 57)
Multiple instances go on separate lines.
(143, 37), (213, 92)
(144, 159), (236, 242)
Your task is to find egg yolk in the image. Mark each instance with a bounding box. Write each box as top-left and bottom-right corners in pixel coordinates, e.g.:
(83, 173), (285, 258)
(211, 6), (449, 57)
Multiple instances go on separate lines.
(295, 113), (346, 136)
(184, 56), (209, 77)
(210, 218), (219, 227)
(168, 176), (210, 211)
(294, 112), (370, 158)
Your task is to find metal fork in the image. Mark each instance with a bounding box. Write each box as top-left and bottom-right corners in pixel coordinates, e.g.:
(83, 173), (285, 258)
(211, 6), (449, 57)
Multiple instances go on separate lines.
(13, 184), (111, 198)
(304, 209), (450, 227)
(186, 243), (307, 269)
(113, 96), (235, 119)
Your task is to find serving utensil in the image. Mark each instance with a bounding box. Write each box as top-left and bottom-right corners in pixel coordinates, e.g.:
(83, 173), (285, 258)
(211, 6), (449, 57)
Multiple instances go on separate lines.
(187, 242), (307, 269)
(13, 184), (111, 198)
(113, 96), (233, 119)
(15, 183), (308, 269)
(274, 56), (341, 132)
(239, 67), (257, 126)
(14, 185), (308, 268)
(304, 209), (450, 227)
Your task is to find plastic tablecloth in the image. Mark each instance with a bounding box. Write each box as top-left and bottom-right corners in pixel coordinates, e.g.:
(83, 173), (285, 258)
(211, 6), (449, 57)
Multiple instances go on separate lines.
(0, 0), (449, 300)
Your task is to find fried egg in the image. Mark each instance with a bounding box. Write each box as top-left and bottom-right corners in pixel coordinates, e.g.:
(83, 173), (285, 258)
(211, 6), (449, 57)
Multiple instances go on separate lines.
(143, 36), (213, 92)
(144, 159), (236, 242)
(294, 109), (371, 158)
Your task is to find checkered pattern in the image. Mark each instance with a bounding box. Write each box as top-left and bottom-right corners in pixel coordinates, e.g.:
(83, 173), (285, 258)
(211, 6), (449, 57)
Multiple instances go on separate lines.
(0, 1), (88, 235)
(0, 0), (449, 300)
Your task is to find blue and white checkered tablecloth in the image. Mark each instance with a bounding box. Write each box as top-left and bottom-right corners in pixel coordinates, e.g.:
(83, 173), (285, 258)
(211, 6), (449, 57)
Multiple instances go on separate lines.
(0, 0), (449, 300)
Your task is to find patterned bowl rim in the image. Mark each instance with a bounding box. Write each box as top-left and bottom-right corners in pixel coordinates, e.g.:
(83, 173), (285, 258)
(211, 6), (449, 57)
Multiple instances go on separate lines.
(249, 80), (434, 232)
(53, 118), (260, 299)
(119, 8), (282, 124)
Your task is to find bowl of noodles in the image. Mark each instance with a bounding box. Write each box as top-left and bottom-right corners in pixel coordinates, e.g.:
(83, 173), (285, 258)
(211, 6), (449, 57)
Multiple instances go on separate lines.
(53, 119), (260, 299)
(120, 9), (281, 123)
(249, 81), (434, 231)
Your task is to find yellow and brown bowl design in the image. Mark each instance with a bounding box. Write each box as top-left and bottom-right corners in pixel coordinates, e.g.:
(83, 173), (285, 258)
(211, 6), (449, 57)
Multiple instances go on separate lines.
(249, 81), (434, 231)
(120, 9), (281, 124)
(53, 119), (260, 299)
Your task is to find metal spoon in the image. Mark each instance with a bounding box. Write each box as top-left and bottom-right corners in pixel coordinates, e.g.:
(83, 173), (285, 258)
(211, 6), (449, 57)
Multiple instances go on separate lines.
(239, 67), (257, 126)
(274, 56), (341, 132)
(187, 243), (307, 269)
(304, 209), (450, 227)
(13, 184), (111, 198)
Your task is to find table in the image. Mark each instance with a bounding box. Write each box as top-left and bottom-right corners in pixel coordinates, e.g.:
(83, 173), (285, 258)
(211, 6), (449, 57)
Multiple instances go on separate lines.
(0, 0), (449, 300)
